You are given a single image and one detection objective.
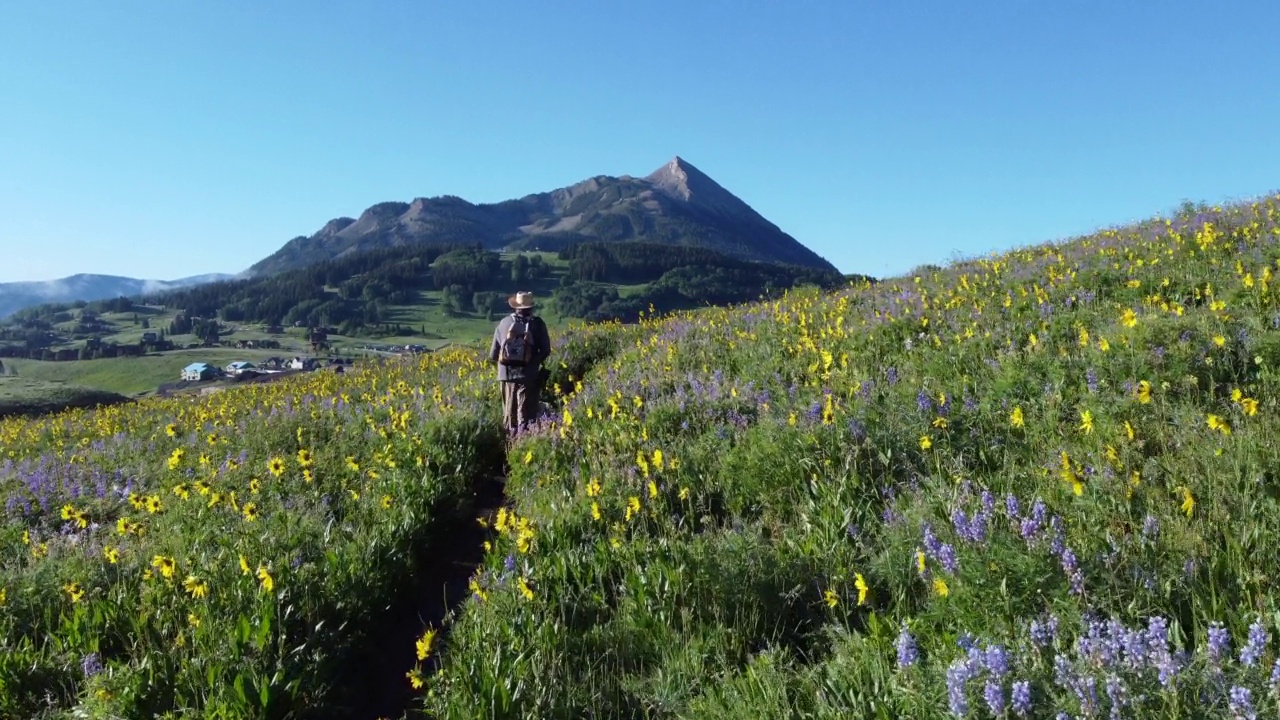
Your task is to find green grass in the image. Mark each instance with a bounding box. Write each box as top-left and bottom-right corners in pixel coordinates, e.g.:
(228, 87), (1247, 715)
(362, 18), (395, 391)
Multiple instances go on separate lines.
(0, 377), (128, 418)
(6, 349), (304, 397)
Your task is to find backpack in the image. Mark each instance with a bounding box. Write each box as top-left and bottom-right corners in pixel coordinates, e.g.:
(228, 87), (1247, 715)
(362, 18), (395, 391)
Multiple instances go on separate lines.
(499, 314), (536, 367)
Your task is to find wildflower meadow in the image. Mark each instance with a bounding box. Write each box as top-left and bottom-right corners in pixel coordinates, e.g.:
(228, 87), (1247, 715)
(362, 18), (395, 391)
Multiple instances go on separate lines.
(6, 194), (1280, 718)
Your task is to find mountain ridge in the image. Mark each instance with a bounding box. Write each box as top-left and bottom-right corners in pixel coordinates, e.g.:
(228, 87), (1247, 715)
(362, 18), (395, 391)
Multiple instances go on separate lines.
(248, 157), (836, 276)
(0, 273), (237, 319)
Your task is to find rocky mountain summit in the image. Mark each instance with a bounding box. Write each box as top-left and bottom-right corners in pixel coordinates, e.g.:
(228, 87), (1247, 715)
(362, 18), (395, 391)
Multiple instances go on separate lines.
(249, 157), (835, 275)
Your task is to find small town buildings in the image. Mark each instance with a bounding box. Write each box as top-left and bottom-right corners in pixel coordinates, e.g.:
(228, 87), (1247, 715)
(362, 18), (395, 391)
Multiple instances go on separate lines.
(225, 361), (257, 376)
(182, 363), (216, 382)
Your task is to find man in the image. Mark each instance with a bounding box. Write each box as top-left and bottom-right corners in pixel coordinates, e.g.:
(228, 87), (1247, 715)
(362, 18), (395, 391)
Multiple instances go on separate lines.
(489, 291), (551, 437)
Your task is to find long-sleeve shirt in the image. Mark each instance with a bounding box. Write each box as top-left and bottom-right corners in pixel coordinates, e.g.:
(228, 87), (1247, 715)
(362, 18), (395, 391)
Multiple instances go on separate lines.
(489, 311), (551, 382)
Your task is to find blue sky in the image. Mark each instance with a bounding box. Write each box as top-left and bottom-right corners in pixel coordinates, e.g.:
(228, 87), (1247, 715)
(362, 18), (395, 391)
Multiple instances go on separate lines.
(1, 1), (1278, 283)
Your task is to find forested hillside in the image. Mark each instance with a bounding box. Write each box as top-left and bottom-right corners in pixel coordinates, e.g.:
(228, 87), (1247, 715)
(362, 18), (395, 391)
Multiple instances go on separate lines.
(4, 241), (852, 339)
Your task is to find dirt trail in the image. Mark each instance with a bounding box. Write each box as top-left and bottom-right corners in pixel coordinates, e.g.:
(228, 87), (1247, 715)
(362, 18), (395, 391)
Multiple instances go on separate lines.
(347, 471), (507, 720)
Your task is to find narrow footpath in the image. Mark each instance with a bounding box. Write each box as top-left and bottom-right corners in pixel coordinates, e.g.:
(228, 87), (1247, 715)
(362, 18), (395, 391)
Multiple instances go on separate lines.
(351, 469), (508, 720)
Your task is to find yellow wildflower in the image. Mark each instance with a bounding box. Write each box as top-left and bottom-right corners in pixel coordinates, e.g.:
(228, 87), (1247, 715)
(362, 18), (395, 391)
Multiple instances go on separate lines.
(416, 627), (437, 660)
(257, 566), (274, 593)
(933, 578), (950, 597)
(63, 582), (86, 603)
(183, 575), (209, 599)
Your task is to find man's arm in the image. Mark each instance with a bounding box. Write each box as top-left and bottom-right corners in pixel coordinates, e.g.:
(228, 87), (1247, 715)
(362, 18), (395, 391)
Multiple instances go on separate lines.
(534, 317), (551, 365)
(488, 321), (503, 364)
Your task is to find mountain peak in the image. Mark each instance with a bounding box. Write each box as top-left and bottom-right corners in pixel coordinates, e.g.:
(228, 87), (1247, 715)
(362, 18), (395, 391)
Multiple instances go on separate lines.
(644, 156), (772, 225)
(645, 156), (706, 201)
(247, 157), (837, 275)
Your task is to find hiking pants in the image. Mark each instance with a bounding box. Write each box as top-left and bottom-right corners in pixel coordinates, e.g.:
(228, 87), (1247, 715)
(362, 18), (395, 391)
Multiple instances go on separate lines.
(501, 380), (540, 434)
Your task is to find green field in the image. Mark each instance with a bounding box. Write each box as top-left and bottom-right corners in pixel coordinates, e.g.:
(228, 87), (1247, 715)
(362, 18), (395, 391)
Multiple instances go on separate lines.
(0, 377), (127, 418)
(6, 349), (310, 397)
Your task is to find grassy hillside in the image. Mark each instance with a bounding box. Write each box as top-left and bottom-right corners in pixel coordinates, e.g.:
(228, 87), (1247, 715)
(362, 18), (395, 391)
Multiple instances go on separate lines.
(0, 377), (128, 418)
(5, 194), (1280, 718)
(6, 349), (319, 397)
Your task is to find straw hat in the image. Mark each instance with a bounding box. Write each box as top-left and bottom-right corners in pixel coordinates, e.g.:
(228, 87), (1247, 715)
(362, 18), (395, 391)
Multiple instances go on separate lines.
(507, 291), (536, 309)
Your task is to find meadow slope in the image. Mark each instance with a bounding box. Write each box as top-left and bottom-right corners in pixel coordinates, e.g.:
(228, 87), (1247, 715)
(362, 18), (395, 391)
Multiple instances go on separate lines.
(423, 194), (1280, 719)
(4, 194), (1280, 719)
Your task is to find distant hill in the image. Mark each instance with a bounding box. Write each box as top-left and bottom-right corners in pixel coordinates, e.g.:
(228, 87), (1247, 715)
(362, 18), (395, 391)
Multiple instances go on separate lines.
(0, 273), (235, 319)
(249, 156), (837, 275)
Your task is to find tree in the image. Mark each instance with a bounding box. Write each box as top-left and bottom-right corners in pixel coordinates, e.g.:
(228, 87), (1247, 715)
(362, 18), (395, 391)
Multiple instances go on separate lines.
(511, 255), (530, 285)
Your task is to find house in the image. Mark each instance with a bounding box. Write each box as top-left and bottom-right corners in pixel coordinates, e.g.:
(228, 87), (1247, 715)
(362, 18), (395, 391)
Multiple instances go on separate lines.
(261, 357), (286, 371)
(288, 357), (319, 371)
(225, 361), (257, 376)
(182, 363), (216, 382)
(142, 332), (158, 343)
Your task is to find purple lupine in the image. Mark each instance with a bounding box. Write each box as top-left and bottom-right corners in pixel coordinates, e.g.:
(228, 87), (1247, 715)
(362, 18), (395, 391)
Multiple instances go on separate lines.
(847, 419), (867, 441)
(1031, 616), (1059, 649)
(938, 543), (959, 573)
(983, 679), (1005, 716)
(1020, 515), (1042, 541)
(1030, 499), (1046, 525)
(1240, 620), (1268, 667)
(1050, 521), (1066, 556)
(1079, 619), (1120, 669)
(923, 524), (943, 557)
(1053, 654), (1075, 689)
(1105, 675), (1126, 720)
(1146, 617), (1179, 687)
(985, 644), (1010, 677)
(952, 508), (971, 540)
(882, 506), (900, 525)
(1120, 626), (1147, 669)
(81, 653), (103, 678)
(937, 393), (951, 417)
(1085, 367), (1098, 393)
(917, 389), (933, 413)
(1007, 679), (1030, 716)
(1074, 676), (1099, 717)
(1229, 686), (1257, 720)
(805, 401), (823, 423)
(1005, 493), (1021, 519)
(1061, 547), (1084, 595)
(886, 367), (898, 385)
(897, 626), (919, 668)
(1141, 514), (1159, 540)
(946, 659), (972, 717)
(1207, 622), (1230, 662)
